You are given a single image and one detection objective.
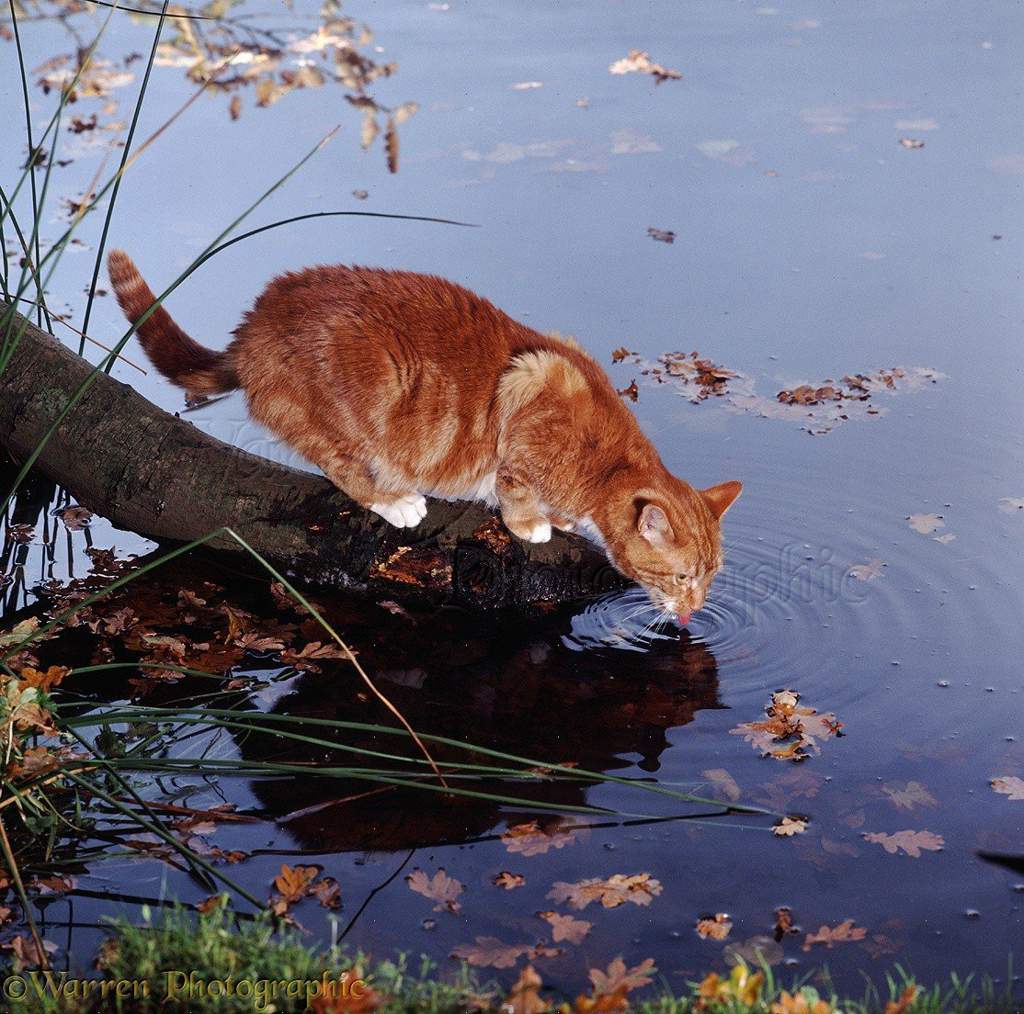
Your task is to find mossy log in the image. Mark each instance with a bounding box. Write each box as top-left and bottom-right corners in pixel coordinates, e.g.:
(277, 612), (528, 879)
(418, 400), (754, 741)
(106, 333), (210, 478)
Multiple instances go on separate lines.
(0, 306), (624, 608)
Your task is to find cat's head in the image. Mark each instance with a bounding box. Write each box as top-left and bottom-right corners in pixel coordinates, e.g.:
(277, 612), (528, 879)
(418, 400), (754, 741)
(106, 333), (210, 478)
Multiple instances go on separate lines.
(602, 479), (742, 623)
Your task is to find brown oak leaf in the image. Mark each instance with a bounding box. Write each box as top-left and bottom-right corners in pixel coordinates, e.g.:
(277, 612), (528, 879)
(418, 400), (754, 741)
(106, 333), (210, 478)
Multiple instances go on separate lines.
(991, 776), (1024, 801)
(863, 829), (944, 857)
(547, 873), (662, 910)
(539, 910), (591, 944)
(696, 913), (733, 940)
(406, 868), (463, 913)
(802, 919), (867, 952)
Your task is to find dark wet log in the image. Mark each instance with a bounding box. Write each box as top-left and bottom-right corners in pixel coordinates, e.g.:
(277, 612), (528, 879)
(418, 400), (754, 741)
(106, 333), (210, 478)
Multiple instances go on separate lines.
(0, 305), (624, 608)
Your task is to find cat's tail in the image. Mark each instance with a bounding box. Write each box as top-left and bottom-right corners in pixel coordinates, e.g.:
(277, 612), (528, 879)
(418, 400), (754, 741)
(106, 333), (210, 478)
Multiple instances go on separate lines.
(107, 249), (240, 395)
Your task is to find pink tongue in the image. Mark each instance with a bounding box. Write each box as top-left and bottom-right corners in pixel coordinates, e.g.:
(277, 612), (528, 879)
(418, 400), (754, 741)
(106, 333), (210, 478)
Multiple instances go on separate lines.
(677, 611), (692, 626)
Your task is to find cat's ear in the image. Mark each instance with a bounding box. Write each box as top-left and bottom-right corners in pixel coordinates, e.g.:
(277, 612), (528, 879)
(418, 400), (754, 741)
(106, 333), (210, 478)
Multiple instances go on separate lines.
(702, 480), (743, 519)
(637, 501), (674, 545)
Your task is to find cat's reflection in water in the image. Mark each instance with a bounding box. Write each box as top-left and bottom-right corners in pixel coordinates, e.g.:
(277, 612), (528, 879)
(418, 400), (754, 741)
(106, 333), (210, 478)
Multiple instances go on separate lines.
(240, 603), (721, 853)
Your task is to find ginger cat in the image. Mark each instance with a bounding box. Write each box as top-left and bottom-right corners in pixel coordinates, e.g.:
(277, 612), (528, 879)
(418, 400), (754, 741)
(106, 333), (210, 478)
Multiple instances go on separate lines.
(108, 252), (741, 623)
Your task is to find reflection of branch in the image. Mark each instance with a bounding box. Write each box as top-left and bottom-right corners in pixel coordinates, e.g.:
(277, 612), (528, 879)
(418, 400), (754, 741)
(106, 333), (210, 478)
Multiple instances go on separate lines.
(336, 848), (415, 944)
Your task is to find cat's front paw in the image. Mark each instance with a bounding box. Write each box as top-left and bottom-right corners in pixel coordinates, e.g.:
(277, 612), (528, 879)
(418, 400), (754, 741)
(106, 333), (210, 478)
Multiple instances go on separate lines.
(505, 517), (553, 544)
(370, 494), (428, 528)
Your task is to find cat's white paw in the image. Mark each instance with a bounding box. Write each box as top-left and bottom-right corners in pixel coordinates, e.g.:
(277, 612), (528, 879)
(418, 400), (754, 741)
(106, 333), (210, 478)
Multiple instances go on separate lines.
(526, 520), (552, 543)
(371, 494), (427, 528)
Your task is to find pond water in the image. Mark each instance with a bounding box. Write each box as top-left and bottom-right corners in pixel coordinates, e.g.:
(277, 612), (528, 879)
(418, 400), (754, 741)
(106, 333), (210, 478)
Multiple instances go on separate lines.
(2, 0), (1024, 1002)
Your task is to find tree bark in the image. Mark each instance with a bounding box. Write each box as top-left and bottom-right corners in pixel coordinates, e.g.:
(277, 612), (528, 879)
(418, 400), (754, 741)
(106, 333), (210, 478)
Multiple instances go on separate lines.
(0, 306), (624, 609)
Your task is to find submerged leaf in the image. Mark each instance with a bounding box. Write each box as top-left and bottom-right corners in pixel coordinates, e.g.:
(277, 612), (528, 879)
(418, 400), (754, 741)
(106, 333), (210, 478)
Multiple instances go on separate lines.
(863, 829), (944, 857)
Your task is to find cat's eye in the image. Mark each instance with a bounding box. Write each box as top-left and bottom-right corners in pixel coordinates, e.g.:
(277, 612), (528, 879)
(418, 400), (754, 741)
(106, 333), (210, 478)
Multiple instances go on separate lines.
(676, 573), (693, 582)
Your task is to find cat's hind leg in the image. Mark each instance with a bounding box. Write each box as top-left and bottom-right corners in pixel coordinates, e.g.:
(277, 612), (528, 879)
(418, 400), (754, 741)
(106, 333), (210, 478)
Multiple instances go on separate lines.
(495, 467), (552, 543)
(311, 448), (427, 529)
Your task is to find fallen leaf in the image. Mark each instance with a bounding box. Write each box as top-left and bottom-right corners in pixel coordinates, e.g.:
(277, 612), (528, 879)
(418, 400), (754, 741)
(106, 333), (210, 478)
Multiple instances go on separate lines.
(907, 513), (944, 534)
(802, 919), (867, 951)
(451, 936), (530, 969)
(195, 894), (227, 913)
(547, 873), (662, 910)
(588, 957), (655, 996)
(731, 689), (843, 762)
(18, 665), (70, 692)
(503, 965), (547, 1014)
(406, 868), (463, 913)
(609, 49), (681, 84)
(991, 776), (1024, 801)
(274, 864), (319, 903)
(617, 379), (639, 402)
(611, 347), (636, 363)
(502, 819), (583, 856)
(510, 81), (543, 90)
(773, 816), (808, 837)
(702, 767), (741, 802)
(898, 137), (925, 149)
(997, 497), (1024, 513)
(774, 907), (796, 940)
(933, 532), (957, 544)
(849, 558), (885, 581)
(863, 829), (944, 857)
(229, 95), (242, 120)
(493, 871), (526, 890)
(882, 781), (938, 811)
(312, 876), (342, 909)
(538, 910), (591, 944)
(647, 226), (675, 244)
(696, 912), (733, 940)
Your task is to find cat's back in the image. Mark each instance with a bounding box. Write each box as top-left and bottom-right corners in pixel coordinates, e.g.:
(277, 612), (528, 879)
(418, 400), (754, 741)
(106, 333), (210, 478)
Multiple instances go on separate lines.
(234, 264), (534, 368)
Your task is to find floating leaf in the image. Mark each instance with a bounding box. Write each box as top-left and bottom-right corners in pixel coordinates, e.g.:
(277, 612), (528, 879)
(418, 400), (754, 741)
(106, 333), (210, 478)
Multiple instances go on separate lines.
(773, 816), (808, 837)
(608, 49), (681, 84)
(863, 829), (944, 857)
(647, 226), (675, 244)
(502, 819), (583, 856)
(849, 558), (885, 581)
(588, 957), (655, 996)
(731, 689), (843, 762)
(991, 776), (1024, 801)
(547, 873), (661, 910)
(696, 913), (733, 941)
(997, 497), (1024, 514)
(907, 513), (944, 534)
(273, 864), (319, 903)
(898, 137), (925, 149)
(493, 871), (526, 890)
(617, 379), (639, 402)
(406, 868), (463, 913)
(538, 911), (591, 944)
(802, 919), (867, 951)
(451, 936), (530, 969)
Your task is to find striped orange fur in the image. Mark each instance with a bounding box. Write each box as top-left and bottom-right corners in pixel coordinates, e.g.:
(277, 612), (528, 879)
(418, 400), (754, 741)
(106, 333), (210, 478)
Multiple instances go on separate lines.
(109, 251), (741, 620)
